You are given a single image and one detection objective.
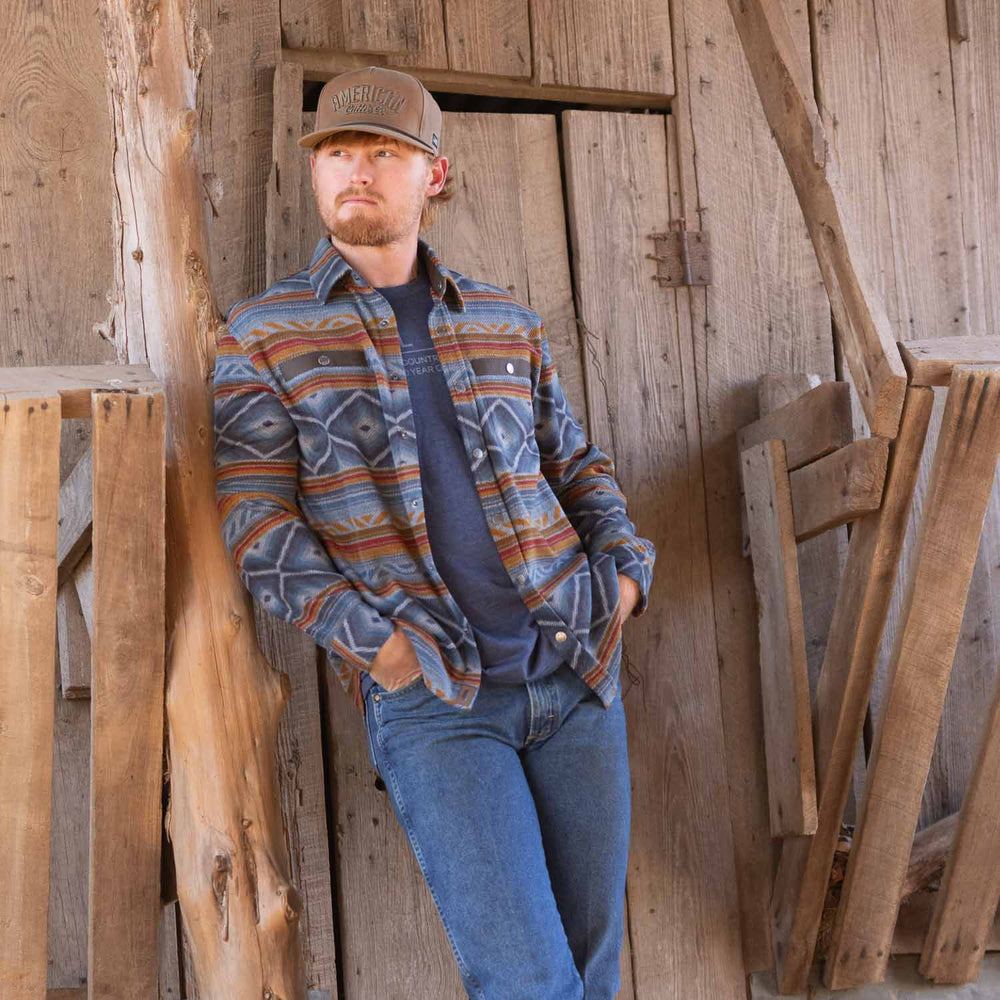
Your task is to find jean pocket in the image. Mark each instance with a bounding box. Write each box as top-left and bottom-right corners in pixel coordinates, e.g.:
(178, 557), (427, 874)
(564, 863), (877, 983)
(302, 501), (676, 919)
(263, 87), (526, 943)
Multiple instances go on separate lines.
(378, 673), (426, 699)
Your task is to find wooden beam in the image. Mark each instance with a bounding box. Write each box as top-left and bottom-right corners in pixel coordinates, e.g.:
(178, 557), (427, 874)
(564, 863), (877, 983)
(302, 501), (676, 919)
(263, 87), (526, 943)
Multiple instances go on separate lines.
(920, 666), (1000, 983)
(0, 365), (160, 419)
(904, 813), (958, 899)
(737, 381), (853, 472)
(56, 579), (91, 699)
(724, 0), (908, 438)
(267, 60), (305, 288)
(899, 335), (1000, 386)
(770, 386), (933, 994)
(89, 391), (167, 997)
(57, 445), (92, 586)
(101, 0), (307, 992)
(0, 394), (62, 998)
(282, 47), (671, 109)
(788, 438), (888, 541)
(825, 367), (1000, 989)
(741, 440), (817, 837)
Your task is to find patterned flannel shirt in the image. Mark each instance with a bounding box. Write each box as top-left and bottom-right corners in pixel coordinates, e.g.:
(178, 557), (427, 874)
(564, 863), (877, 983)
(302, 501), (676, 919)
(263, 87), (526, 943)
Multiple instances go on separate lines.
(213, 234), (657, 717)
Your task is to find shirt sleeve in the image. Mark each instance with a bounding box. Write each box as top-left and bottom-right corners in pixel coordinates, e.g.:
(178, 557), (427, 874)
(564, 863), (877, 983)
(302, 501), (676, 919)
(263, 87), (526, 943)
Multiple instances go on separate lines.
(530, 320), (657, 617)
(213, 324), (396, 668)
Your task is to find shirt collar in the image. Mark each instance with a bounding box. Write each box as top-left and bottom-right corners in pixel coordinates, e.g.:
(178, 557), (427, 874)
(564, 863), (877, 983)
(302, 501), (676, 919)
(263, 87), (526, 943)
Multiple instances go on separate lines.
(308, 234), (466, 312)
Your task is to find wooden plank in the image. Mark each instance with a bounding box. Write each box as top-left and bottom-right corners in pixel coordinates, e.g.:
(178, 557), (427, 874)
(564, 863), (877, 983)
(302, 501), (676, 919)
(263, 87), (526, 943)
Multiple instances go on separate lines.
(0, 365), (160, 418)
(267, 60), (305, 288)
(341, 0), (420, 55)
(724, 0), (908, 439)
(532, 0), (673, 94)
(788, 438), (888, 542)
(895, 893), (1000, 955)
(738, 381), (852, 471)
(88, 390), (166, 998)
(56, 445), (92, 585)
(445, 0), (531, 77)
(825, 367), (1000, 989)
(284, 49), (670, 109)
(669, 0), (834, 969)
(757, 375), (859, 821)
(46, 670), (91, 987)
(771, 386), (933, 993)
(564, 107), (745, 998)
(920, 668), (1000, 982)
(0, 394), (61, 999)
(159, 901), (182, 999)
(253, 611), (338, 996)
(74, 549), (94, 636)
(56, 580), (91, 698)
(900, 336), (1000, 386)
(280, 0), (447, 70)
(741, 439), (817, 837)
(904, 813), (958, 899)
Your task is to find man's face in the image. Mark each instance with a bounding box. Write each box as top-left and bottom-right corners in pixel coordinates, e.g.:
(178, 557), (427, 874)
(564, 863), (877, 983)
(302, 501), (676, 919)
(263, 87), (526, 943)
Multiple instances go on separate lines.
(309, 132), (441, 247)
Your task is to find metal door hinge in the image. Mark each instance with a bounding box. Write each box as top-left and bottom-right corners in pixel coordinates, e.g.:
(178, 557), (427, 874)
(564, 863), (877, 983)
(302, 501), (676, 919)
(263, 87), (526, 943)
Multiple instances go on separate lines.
(646, 221), (712, 287)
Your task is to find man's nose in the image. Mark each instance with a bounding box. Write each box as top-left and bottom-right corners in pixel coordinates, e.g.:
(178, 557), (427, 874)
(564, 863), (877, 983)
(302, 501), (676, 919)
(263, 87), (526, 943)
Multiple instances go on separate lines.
(349, 156), (375, 184)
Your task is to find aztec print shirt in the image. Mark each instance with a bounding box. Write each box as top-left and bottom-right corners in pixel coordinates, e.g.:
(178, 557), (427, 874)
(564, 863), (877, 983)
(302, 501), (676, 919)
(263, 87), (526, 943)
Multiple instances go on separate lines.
(213, 234), (657, 717)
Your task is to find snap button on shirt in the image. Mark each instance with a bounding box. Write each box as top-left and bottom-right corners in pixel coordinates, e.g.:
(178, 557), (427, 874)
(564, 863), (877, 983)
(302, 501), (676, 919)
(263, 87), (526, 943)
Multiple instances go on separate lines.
(506, 361), (515, 374)
(472, 447), (484, 459)
(554, 631), (568, 642)
(318, 354), (330, 365)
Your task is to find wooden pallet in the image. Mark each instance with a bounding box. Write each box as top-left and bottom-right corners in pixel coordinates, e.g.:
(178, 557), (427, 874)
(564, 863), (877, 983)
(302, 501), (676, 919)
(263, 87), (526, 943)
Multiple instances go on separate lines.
(0, 365), (166, 998)
(740, 342), (1000, 993)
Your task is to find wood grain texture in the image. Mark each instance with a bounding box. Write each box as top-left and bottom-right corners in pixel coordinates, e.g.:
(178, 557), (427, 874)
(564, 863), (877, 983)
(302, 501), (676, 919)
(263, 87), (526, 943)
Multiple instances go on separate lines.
(771, 386), (933, 993)
(253, 610), (338, 997)
(532, 0), (673, 94)
(0, 366), (161, 418)
(920, 671), (1000, 982)
(738, 381), (853, 471)
(668, 0), (835, 969)
(788, 438), (888, 541)
(741, 440), (817, 837)
(89, 390), (166, 999)
(757, 375), (855, 822)
(280, 0), (447, 69)
(900, 336), (1000, 386)
(285, 49), (670, 107)
(269, 60), (306, 288)
(445, 0), (531, 77)
(826, 367), (1000, 989)
(725, 0), (908, 438)
(564, 108), (744, 999)
(812, 0), (1000, 850)
(56, 580), (91, 699)
(56, 446), (92, 586)
(341, 0), (420, 55)
(0, 394), (61, 999)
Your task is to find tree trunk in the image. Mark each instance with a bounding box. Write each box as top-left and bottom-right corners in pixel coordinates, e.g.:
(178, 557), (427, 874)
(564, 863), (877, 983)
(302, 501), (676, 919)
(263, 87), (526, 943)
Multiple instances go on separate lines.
(98, 2), (306, 996)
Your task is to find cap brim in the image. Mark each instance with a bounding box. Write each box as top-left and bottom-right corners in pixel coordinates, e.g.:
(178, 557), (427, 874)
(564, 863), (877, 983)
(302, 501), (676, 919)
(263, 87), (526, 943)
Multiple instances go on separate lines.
(298, 123), (438, 156)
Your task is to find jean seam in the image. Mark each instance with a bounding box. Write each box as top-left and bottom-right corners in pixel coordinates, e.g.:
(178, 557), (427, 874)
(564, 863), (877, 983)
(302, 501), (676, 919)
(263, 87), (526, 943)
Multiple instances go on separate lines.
(373, 703), (486, 998)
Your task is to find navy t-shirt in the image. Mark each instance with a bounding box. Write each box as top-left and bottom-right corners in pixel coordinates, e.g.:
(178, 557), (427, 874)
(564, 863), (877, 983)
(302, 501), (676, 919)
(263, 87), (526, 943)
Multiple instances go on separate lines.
(360, 259), (566, 701)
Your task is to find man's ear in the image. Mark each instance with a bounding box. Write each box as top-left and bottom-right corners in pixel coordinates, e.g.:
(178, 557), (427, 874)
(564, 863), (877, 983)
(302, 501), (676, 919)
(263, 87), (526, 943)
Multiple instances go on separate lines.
(427, 155), (448, 197)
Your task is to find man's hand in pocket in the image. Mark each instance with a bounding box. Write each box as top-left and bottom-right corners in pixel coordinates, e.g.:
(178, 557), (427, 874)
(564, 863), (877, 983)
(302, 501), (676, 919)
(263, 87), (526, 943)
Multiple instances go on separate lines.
(617, 573), (641, 620)
(367, 624), (423, 692)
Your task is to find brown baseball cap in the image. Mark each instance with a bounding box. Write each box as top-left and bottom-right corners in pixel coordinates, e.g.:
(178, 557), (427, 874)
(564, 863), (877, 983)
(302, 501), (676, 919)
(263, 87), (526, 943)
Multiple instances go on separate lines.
(299, 65), (442, 156)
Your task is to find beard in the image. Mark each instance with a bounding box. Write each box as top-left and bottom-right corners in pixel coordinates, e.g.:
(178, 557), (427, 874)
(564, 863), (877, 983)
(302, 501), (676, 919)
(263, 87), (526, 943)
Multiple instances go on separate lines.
(314, 182), (425, 247)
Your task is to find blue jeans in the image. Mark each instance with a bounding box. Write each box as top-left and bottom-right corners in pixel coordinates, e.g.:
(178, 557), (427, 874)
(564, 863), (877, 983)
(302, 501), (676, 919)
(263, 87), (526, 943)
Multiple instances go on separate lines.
(362, 662), (631, 1000)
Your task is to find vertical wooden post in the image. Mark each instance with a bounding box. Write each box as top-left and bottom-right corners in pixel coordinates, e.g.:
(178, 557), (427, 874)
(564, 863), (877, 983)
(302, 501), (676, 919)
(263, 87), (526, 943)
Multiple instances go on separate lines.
(89, 391), (166, 997)
(99, 0), (307, 994)
(0, 394), (61, 998)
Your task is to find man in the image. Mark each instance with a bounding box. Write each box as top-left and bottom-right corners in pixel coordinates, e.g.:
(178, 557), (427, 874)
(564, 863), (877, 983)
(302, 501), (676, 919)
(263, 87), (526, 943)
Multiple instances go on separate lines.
(214, 65), (656, 1000)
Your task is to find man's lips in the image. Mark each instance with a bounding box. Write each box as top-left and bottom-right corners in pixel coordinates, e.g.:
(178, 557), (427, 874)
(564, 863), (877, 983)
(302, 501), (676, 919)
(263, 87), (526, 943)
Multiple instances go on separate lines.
(341, 198), (377, 205)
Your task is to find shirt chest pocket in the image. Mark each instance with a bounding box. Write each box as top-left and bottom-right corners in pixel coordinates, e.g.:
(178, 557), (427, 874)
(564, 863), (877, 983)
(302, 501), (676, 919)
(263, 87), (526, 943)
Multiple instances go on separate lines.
(279, 349), (393, 472)
(468, 353), (538, 469)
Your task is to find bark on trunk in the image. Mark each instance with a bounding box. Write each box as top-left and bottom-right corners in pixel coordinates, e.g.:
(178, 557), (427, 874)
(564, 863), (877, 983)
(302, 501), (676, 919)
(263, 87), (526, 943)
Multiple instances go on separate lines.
(98, 2), (306, 996)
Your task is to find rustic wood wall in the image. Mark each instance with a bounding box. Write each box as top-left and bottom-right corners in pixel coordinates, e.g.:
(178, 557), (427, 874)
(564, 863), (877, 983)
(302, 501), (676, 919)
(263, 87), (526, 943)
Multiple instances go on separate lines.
(5, 0), (1000, 995)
